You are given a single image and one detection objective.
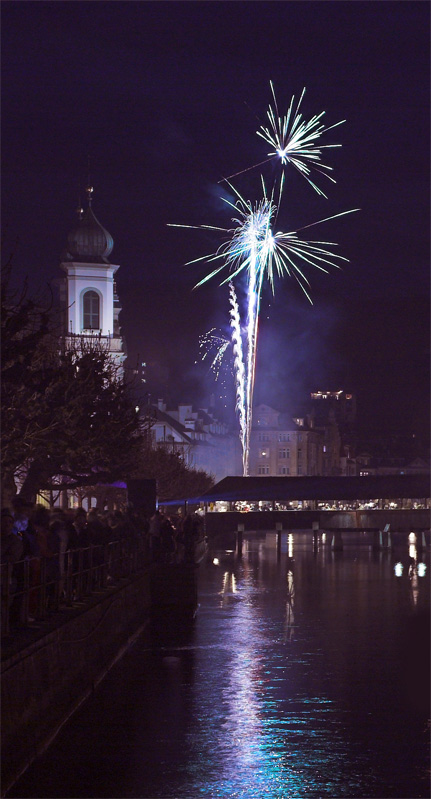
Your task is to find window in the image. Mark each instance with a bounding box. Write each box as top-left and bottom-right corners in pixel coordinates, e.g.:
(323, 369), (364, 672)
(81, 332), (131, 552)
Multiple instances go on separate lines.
(298, 434), (302, 442)
(298, 465), (302, 475)
(258, 465), (269, 475)
(278, 448), (289, 459)
(83, 291), (100, 330)
(279, 466), (290, 475)
(258, 433), (270, 442)
(278, 433), (290, 442)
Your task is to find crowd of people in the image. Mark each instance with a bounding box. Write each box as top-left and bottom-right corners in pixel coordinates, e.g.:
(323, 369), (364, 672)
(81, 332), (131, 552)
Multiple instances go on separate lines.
(1, 498), (205, 634)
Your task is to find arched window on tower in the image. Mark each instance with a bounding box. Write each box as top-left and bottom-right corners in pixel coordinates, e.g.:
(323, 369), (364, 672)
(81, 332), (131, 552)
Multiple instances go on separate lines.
(83, 290), (100, 330)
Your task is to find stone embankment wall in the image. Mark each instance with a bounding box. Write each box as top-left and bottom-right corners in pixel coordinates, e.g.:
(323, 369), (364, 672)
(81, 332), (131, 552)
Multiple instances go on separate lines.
(2, 571), (151, 796)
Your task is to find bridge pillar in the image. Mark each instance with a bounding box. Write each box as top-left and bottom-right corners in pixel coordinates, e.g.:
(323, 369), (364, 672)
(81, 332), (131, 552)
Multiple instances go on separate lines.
(275, 523), (282, 559)
(312, 521), (320, 552)
(236, 523), (244, 556)
(331, 531), (344, 551)
(372, 530), (383, 551)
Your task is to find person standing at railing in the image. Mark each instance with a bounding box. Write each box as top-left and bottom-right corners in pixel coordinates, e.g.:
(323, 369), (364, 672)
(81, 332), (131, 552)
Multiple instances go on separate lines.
(32, 506), (60, 611)
(149, 510), (162, 562)
(69, 509), (89, 549)
(160, 515), (177, 564)
(49, 509), (71, 598)
(11, 500), (40, 619)
(1, 508), (24, 633)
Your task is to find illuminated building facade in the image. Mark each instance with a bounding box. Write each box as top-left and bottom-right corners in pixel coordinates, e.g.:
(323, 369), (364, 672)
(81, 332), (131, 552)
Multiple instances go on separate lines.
(249, 404), (325, 477)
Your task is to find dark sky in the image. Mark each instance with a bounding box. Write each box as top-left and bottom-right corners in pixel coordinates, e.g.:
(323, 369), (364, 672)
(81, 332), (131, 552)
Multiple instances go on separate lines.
(2, 1), (430, 437)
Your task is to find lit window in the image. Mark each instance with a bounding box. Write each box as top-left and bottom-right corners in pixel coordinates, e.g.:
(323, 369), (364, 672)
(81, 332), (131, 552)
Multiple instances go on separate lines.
(83, 291), (100, 330)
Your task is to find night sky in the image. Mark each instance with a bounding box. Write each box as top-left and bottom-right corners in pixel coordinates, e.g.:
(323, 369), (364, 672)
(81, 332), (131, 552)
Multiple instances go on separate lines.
(2, 1), (430, 438)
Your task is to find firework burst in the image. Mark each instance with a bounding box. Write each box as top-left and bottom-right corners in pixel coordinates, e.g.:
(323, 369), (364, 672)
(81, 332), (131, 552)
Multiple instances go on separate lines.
(223, 82), (345, 199)
(170, 84), (357, 475)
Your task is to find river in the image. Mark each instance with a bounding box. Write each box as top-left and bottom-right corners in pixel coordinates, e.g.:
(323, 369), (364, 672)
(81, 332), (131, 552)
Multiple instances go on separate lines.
(8, 532), (430, 798)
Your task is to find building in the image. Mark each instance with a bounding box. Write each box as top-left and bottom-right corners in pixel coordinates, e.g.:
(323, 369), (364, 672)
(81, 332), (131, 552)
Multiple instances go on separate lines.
(310, 390), (356, 428)
(144, 400), (242, 482)
(58, 186), (125, 371)
(250, 404), (325, 477)
(37, 188), (127, 511)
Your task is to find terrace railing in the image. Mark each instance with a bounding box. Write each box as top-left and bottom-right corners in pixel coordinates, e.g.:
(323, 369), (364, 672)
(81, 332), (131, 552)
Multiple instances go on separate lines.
(1, 537), (149, 637)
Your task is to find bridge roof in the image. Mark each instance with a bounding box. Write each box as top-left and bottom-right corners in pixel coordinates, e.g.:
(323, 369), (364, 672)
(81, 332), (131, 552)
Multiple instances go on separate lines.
(200, 474), (431, 503)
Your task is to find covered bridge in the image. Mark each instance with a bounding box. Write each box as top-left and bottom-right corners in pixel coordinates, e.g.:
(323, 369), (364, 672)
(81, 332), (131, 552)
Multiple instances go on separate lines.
(198, 474), (430, 535)
(199, 474), (430, 505)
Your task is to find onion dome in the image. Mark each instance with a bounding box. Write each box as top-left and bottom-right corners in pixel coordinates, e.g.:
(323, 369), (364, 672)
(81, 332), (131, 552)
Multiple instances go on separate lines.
(64, 187), (114, 263)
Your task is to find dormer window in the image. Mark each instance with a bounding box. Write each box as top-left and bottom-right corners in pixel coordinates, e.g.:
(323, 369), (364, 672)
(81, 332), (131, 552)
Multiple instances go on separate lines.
(83, 291), (100, 330)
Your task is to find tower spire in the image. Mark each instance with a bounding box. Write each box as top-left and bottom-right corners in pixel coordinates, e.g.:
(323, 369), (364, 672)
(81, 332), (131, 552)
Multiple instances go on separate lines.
(86, 155), (93, 206)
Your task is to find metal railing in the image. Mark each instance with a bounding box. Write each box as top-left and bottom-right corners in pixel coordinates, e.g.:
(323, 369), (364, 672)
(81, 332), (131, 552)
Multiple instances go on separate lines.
(1, 537), (149, 637)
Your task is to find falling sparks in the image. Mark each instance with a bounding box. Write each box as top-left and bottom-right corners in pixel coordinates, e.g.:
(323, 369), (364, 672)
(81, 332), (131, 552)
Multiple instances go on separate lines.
(170, 83), (358, 474)
(199, 328), (231, 382)
(222, 83), (346, 199)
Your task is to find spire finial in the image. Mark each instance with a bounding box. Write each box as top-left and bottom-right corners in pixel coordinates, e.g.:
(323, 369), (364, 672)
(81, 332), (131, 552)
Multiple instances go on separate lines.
(86, 155), (93, 205)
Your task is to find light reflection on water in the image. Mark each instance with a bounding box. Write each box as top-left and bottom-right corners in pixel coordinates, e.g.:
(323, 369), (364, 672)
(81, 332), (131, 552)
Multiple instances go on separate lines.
(173, 535), (430, 799)
(9, 533), (430, 799)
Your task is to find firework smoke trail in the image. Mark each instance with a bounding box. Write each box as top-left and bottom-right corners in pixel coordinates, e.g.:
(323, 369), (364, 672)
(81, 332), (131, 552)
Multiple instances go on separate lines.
(170, 192), (357, 476)
(228, 283), (246, 465)
(170, 85), (357, 475)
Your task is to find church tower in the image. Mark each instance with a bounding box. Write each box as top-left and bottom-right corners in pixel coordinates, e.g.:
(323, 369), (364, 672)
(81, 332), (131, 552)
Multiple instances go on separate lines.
(59, 186), (125, 370)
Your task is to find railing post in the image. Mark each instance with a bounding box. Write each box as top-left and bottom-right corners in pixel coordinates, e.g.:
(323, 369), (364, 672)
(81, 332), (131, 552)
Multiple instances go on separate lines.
(65, 550), (73, 605)
(102, 544), (110, 587)
(22, 559), (30, 624)
(39, 557), (47, 618)
(2, 564), (12, 635)
(87, 545), (94, 594)
(76, 549), (83, 600)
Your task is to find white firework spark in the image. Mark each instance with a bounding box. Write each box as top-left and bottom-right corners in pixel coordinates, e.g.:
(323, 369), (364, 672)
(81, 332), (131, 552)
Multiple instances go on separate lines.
(222, 82), (345, 199)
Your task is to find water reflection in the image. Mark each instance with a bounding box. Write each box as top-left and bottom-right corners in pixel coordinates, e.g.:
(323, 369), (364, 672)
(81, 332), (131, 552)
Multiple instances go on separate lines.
(8, 532), (430, 799)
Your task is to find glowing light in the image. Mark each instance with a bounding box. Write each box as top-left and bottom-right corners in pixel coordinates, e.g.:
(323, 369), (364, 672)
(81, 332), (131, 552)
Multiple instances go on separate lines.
(288, 533), (294, 558)
(169, 85), (357, 474)
(417, 563), (427, 577)
(199, 328), (231, 381)
(172, 186), (356, 474)
(223, 83), (345, 199)
(394, 563), (404, 577)
(259, 83), (345, 197)
(213, 557), (220, 565)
